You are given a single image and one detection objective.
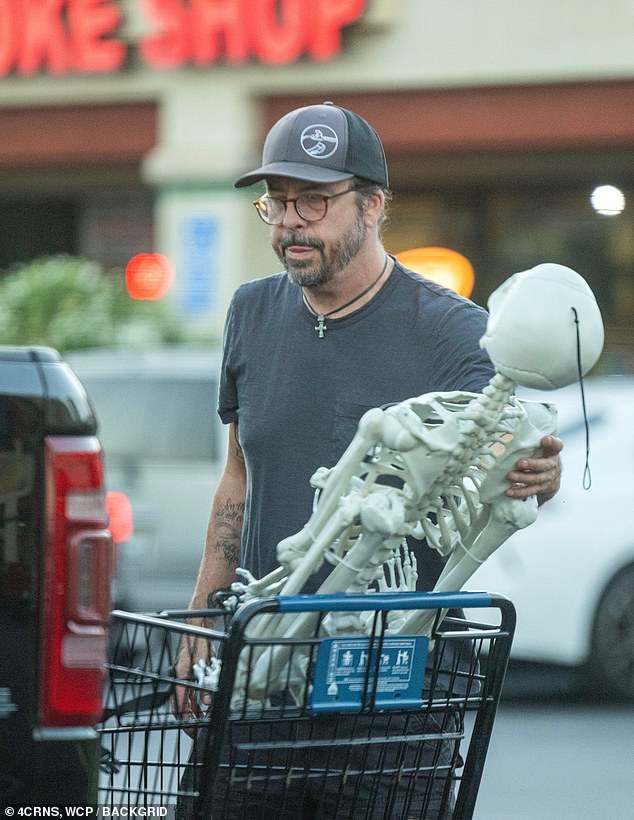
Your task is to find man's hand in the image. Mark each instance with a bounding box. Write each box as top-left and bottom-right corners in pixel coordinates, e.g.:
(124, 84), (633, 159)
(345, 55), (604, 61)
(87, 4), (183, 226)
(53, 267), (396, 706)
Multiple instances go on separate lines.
(505, 435), (563, 505)
(172, 633), (213, 735)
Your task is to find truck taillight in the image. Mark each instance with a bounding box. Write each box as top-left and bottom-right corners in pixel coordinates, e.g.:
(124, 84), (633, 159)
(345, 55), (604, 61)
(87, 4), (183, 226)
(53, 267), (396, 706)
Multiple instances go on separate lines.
(40, 436), (113, 727)
(105, 490), (133, 546)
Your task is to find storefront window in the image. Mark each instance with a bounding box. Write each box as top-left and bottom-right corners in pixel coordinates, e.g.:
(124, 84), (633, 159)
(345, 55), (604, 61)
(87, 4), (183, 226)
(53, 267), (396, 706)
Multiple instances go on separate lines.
(0, 189), (154, 273)
(385, 185), (634, 372)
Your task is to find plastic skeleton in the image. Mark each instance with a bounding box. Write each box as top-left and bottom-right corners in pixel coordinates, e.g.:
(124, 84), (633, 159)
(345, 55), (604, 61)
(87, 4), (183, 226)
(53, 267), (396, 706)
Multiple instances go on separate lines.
(194, 264), (604, 702)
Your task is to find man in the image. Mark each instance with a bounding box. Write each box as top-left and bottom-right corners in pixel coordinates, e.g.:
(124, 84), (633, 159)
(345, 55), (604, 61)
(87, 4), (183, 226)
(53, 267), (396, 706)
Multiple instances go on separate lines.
(176, 102), (562, 816)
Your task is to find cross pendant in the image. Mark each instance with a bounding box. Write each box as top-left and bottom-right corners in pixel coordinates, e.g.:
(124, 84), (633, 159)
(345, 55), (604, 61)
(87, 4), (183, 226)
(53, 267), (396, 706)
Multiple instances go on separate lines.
(315, 315), (327, 338)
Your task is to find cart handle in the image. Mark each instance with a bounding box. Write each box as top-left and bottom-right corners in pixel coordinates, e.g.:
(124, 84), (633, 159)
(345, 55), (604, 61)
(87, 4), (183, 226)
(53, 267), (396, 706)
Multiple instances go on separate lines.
(266, 590), (503, 613)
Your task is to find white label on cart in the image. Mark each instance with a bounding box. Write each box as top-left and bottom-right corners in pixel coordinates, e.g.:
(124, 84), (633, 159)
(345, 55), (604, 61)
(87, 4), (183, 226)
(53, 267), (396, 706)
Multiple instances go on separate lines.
(311, 635), (428, 712)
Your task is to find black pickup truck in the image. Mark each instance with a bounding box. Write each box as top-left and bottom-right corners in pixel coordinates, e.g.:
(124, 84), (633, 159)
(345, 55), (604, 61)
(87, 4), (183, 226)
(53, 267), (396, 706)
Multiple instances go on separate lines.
(0, 346), (113, 805)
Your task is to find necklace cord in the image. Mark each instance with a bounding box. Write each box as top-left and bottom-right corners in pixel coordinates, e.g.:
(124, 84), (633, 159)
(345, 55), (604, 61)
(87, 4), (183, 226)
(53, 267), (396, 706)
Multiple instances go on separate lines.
(572, 306), (592, 490)
(303, 254), (390, 321)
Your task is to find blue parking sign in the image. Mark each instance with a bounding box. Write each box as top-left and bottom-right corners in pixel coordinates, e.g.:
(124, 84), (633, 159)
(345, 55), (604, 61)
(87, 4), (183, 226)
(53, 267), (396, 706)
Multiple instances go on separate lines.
(180, 215), (218, 315)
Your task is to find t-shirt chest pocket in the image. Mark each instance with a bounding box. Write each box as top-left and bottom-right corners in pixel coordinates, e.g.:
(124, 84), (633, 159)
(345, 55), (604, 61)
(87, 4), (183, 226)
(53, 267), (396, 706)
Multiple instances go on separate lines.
(330, 399), (377, 463)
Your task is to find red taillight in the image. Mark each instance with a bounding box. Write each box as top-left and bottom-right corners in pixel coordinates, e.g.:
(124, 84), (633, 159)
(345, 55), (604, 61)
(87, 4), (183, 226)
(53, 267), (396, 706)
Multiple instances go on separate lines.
(40, 436), (113, 728)
(105, 490), (134, 545)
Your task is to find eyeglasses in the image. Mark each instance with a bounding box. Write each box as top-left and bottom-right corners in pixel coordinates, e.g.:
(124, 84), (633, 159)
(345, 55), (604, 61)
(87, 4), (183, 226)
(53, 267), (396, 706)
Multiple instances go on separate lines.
(253, 186), (361, 225)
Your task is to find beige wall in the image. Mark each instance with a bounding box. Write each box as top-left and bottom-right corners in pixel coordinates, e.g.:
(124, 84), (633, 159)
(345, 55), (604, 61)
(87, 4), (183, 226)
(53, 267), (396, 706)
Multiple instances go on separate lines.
(0, 0), (632, 323)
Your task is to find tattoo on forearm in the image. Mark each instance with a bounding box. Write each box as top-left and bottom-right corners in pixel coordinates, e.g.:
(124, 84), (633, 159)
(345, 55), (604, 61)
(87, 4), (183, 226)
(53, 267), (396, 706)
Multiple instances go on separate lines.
(213, 498), (245, 565)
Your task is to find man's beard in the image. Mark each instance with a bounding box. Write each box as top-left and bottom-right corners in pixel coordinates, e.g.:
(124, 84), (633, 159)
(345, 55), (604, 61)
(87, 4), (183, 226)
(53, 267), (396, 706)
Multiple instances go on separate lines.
(276, 214), (367, 288)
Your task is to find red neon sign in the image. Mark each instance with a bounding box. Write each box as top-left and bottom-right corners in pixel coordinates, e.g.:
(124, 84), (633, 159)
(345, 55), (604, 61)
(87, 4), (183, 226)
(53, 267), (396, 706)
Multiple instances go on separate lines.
(0, 0), (126, 77)
(0, 0), (367, 77)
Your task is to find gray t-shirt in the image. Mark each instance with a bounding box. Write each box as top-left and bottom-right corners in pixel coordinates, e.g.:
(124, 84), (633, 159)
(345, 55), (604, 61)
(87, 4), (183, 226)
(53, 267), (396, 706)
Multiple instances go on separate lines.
(218, 260), (494, 590)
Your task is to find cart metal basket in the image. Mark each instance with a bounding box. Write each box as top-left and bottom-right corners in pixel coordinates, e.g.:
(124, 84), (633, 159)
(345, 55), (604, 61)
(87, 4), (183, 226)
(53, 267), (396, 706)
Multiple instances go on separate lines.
(98, 591), (515, 819)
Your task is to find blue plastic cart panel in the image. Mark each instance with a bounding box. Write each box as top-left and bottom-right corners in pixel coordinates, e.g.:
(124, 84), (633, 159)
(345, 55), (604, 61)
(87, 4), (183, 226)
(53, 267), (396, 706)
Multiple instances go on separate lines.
(311, 634), (429, 712)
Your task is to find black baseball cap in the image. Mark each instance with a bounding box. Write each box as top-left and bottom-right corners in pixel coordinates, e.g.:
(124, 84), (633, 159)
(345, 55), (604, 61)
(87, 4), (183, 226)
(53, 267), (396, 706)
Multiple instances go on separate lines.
(234, 102), (389, 188)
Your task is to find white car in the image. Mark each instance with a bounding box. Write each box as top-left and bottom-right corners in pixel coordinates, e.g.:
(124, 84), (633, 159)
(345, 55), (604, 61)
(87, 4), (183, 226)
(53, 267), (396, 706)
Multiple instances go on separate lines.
(68, 348), (634, 697)
(66, 346), (226, 613)
(466, 375), (634, 699)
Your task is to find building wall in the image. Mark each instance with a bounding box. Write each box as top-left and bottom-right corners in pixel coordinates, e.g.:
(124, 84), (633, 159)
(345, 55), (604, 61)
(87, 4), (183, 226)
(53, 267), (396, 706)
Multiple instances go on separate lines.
(0, 0), (632, 342)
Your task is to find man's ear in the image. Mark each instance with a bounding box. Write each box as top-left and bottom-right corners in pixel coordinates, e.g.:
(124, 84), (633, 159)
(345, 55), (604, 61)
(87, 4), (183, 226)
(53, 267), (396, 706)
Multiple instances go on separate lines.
(363, 189), (385, 227)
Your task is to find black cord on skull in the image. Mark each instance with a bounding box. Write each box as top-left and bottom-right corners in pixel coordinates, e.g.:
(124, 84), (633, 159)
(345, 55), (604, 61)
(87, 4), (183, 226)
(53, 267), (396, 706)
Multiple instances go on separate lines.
(572, 307), (592, 489)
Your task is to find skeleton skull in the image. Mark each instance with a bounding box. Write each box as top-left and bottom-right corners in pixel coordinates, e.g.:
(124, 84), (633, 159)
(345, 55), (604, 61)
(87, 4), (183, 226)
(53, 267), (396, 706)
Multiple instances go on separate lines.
(480, 263), (604, 389)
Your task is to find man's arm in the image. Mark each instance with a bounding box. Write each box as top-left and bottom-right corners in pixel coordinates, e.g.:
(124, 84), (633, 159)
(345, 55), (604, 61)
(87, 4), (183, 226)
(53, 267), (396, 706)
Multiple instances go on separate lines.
(174, 422), (246, 721)
(188, 421), (247, 609)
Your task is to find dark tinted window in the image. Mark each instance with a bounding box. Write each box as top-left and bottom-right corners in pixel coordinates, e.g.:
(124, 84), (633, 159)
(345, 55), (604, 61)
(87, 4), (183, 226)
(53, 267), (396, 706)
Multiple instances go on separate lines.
(0, 397), (39, 605)
(0, 201), (76, 268)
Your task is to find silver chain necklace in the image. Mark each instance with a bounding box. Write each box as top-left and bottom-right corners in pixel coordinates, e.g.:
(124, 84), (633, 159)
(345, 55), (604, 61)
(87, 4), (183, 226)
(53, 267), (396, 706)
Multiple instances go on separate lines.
(302, 255), (389, 338)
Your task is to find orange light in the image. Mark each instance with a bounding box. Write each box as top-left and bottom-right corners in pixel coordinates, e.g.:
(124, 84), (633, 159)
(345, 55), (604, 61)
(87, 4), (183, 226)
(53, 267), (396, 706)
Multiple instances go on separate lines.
(125, 253), (174, 300)
(396, 247), (475, 298)
(105, 491), (133, 545)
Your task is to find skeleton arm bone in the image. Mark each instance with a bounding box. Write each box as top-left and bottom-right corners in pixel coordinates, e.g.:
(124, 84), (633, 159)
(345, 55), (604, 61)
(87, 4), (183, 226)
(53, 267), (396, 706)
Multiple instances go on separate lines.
(245, 538), (390, 699)
(247, 496), (408, 698)
(275, 401), (455, 595)
(277, 496), (363, 594)
(273, 410), (384, 584)
(397, 492), (538, 636)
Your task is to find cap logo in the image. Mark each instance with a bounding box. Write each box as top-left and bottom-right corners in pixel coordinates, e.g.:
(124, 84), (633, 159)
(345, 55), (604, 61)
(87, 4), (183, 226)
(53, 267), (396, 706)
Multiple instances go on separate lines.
(300, 123), (339, 160)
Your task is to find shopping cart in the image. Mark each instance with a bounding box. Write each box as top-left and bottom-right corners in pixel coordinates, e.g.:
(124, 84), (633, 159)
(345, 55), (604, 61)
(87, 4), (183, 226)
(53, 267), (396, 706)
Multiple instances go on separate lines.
(98, 590), (515, 819)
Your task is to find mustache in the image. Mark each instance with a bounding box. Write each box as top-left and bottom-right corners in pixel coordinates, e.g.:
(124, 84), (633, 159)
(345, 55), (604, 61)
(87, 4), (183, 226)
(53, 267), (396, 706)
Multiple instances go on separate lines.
(279, 233), (324, 253)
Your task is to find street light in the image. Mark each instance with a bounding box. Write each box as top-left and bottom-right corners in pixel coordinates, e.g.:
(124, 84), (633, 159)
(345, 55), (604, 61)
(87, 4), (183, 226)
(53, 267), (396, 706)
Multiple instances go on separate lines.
(590, 185), (626, 216)
(125, 253), (175, 300)
(396, 247), (475, 298)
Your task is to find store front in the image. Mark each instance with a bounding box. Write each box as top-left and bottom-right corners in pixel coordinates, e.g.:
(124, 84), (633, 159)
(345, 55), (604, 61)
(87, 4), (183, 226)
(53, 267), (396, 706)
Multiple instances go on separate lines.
(0, 1), (632, 363)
